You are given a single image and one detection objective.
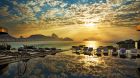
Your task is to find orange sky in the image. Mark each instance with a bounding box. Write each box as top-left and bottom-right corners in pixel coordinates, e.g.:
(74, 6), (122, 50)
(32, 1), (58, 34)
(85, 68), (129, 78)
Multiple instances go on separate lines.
(7, 23), (140, 42)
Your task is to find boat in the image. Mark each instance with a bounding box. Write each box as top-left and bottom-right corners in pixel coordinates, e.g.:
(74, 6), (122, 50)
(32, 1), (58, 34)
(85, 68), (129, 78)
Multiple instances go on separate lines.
(130, 48), (138, 59)
(119, 48), (127, 58)
(18, 45), (37, 52)
(137, 50), (140, 58)
(75, 47), (81, 55)
(83, 47), (93, 56)
(103, 47), (109, 56)
(96, 47), (102, 56)
(71, 46), (77, 53)
(83, 47), (88, 54)
(111, 47), (118, 56)
(72, 46), (82, 54)
(0, 44), (11, 51)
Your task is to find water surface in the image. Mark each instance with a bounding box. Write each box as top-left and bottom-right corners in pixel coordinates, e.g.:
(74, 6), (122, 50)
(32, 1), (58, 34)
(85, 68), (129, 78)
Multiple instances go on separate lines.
(0, 41), (139, 78)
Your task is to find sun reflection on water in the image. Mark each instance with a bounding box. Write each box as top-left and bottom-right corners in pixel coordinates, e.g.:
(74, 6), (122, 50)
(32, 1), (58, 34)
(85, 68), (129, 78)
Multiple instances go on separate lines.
(78, 55), (103, 67)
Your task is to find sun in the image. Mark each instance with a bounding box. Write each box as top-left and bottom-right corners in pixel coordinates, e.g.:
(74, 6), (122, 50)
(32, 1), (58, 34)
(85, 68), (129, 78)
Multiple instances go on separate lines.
(84, 22), (96, 27)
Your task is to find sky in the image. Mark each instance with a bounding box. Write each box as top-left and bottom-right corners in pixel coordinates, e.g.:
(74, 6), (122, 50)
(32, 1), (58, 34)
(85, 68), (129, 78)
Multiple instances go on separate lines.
(0, 0), (140, 42)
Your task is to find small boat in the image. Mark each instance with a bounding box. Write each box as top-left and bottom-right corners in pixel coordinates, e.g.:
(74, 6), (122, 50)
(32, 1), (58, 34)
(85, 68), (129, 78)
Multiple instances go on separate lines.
(71, 46), (81, 54)
(75, 47), (81, 55)
(44, 48), (51, 52)
(96, 48), (102, 56)
(137, 50), (140, 58)
(111, 48), (118, 56)
(83, 47), (88, 54)
(103, 47), (109, 56)
(83, 47), (93, 56)
(72, 46), (77, 53)
(79, 45), (85, 49)
(119, 48), (127, 58)
(130, 48), (137, 59)
(0, 44), (11, 51)
(18, 45), (37, 52)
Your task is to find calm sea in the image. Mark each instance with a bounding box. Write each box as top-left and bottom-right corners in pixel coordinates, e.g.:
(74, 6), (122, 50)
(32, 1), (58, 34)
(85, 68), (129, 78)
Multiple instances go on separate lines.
(0, 41), (139, 78)
(5, 41), (116, 49)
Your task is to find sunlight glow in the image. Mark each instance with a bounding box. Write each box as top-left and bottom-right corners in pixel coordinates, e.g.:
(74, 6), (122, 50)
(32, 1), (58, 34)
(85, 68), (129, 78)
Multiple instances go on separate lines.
(82, 18), (98, 28)
(84, 22), (97, 27)
(85, 41), (98, 49)
(84, 55), (99, 62)
(81, 55), (100, 66)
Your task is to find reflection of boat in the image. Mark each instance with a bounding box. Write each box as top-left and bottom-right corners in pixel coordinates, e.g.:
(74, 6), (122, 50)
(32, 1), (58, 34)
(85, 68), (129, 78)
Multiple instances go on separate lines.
(119, 48), (127, 58)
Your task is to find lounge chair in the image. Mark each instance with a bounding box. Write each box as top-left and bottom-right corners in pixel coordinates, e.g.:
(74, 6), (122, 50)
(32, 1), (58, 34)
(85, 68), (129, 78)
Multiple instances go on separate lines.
(119, 48), (127, 58)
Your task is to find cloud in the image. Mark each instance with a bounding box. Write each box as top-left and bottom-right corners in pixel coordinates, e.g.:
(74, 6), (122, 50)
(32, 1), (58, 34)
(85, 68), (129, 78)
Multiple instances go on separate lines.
(0, 0), (140, 41)
(0, 6), (9, 16)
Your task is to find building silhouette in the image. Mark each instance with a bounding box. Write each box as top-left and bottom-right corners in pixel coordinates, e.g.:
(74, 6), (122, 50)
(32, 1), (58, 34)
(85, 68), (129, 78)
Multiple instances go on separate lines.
(116, 39), (135, 49)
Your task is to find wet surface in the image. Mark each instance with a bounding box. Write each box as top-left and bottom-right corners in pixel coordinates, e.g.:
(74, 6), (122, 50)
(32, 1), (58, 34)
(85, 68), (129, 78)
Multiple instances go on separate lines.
(0, 51), (140, 78)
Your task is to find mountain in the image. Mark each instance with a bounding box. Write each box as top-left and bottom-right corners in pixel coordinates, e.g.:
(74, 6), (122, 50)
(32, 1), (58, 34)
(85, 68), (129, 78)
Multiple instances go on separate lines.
(0, 27), (73, 41)
(0, 28), (73, 41)
(0, 32), (16, 41)
(27, 34), (51, 41)
(26, 33), (73, 41)
(83, 38), (95, 41)
(63, 37), (73, 41)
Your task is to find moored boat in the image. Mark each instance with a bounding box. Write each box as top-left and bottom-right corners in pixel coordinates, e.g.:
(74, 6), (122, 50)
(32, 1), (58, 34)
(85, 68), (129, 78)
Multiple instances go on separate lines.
(103, 47), (109, 56)
(130, 48), (138, 59)
(119, 48), (127, 58)
(111, 47), (118, 56)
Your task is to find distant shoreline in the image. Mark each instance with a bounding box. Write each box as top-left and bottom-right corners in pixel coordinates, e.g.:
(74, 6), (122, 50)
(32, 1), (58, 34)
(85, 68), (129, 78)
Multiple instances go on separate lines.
(0, 40), (75, 42)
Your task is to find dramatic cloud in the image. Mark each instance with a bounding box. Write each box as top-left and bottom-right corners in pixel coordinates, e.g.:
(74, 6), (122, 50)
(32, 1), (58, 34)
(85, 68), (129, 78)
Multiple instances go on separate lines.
(0, 0), (140, 41)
